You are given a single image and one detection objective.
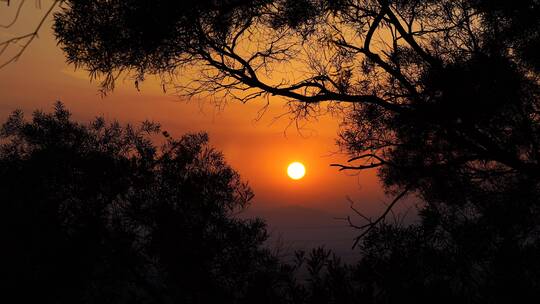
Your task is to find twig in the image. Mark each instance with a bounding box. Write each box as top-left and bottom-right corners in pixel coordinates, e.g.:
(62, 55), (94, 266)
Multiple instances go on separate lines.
(0, 0), (60, 69)
(1, 0), (26, 28)
(350, 186), (411, 249)
(330, 153), (391, 171)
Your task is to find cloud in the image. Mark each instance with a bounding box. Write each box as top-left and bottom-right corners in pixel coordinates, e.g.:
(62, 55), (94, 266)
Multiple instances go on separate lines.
(60, 67), (93, 81)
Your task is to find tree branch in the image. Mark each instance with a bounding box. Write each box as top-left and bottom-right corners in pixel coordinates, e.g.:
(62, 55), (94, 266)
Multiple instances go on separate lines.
(0, 0), (60, 69)
(350, 186), (411, 249)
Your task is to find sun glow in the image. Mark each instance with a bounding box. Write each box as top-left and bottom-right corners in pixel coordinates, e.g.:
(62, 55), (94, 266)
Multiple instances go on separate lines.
(287, 162), (306, 180)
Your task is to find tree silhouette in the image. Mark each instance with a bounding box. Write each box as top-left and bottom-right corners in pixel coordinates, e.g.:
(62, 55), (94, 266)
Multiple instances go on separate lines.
(52, 0), (540, 196)
(19, 0), (540, 301)
(1, 103), (295, 304)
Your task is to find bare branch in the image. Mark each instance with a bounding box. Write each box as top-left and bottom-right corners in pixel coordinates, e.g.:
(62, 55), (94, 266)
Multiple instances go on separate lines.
(330, 153), (393, 171)
(350, 186), (411, 249)
(0, 0), (26, 29)
(0, 0), (60, 69)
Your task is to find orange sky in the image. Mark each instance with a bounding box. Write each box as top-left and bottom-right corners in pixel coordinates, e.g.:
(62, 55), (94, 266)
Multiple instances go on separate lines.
(0, 2), (393, 257)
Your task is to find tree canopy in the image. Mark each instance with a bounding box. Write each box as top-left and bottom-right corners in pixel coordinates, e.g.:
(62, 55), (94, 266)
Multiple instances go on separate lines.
(11, 0), (540, 301)
(54, 0), (540, 225)
(53, 0), (540, 184)
(0, 103), (295, 304)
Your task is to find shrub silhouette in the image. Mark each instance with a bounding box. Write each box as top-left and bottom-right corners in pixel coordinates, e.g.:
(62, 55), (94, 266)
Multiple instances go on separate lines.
(0, 103), (292, 304)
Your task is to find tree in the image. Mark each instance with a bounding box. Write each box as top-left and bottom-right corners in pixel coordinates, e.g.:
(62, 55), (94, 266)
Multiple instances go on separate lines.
(0, 103), (293, 304)
(52, 1), (540, 301)
(52, 0), (540, 192)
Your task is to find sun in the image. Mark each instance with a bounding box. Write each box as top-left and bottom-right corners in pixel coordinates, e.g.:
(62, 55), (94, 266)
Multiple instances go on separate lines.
(287, 162), (306, 180)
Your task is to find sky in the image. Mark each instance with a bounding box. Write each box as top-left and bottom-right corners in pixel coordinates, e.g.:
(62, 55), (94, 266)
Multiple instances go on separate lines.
(0, 1), (399, 259)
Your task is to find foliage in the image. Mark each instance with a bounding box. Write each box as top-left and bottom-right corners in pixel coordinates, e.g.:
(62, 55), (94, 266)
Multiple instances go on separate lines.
(34, 0), (540, 301)
(0, 103), (293, 304)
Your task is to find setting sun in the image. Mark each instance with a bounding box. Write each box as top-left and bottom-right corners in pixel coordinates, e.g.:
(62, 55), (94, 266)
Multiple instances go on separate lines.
(287, 162), (306, 180)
